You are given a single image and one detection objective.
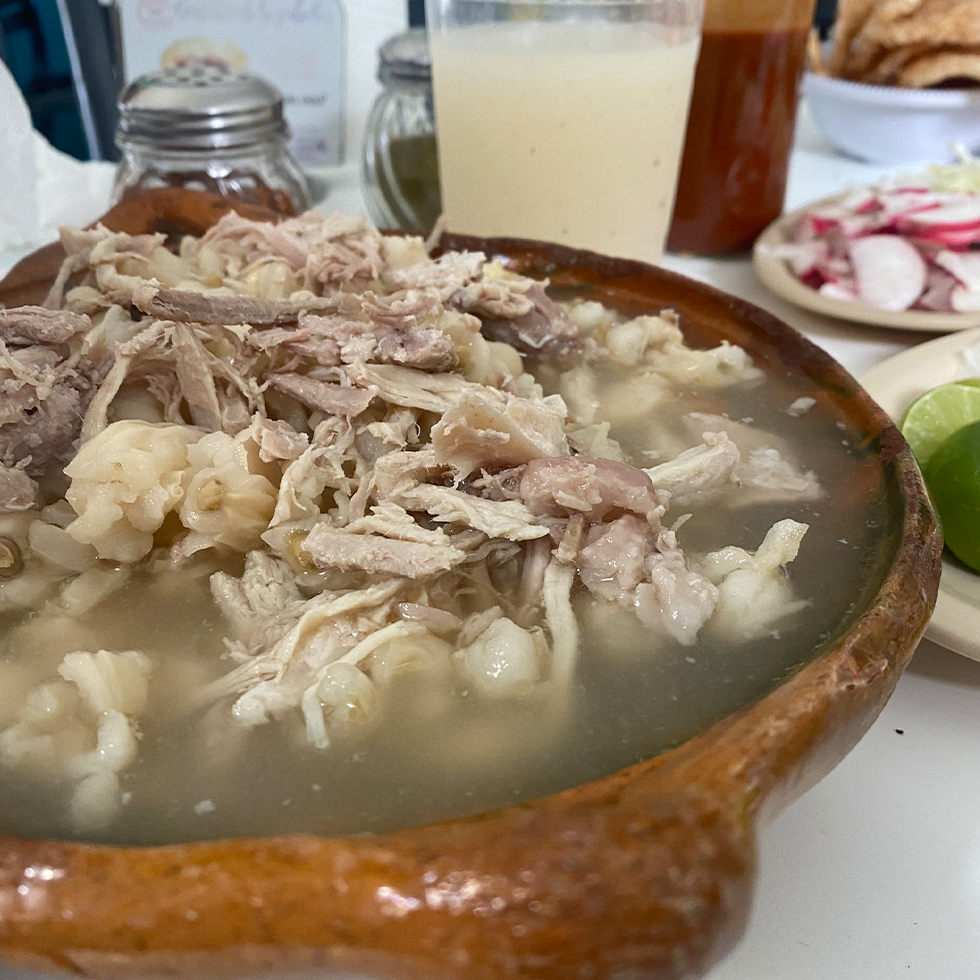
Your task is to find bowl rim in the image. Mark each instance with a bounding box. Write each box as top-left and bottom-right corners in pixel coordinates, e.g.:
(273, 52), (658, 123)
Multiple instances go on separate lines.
(0, 192), (945, 980)
(804, 69), (980, 108)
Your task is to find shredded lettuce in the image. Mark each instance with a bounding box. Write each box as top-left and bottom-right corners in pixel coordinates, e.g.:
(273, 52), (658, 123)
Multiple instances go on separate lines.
(892, 146), (980, 194)
(925, 145), (980, 194)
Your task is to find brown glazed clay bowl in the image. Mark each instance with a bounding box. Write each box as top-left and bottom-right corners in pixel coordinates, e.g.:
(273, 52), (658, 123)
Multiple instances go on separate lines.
(0, 191), (942, 980)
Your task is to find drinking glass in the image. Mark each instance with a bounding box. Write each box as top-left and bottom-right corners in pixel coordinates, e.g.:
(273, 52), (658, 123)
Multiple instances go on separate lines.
(425, 0), (704, 265)
(667, 0), (817, 255)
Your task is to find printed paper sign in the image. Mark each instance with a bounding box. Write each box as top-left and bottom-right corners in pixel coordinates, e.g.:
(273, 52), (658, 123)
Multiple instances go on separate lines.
(117, 0), (347, 165)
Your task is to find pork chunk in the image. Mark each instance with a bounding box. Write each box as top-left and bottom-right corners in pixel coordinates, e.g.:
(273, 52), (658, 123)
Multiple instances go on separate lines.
(578, 515), (654, 603)
(373, 324), (458, 372)
(0, 463), (38, 512)
(268, 374), (377, 417)
(643, 431), (741, 500)
(347, 362), (481, 414)
(476, 284), (586, 363)
(302, 524), (466, 578)
(139, 289), (302, 326)
(520, 456), (666, 522)
(431, 389), (568, 476)
(0, 307), (90, 346)
(250, 416), (310, 462)
(383, 251), (486, 298)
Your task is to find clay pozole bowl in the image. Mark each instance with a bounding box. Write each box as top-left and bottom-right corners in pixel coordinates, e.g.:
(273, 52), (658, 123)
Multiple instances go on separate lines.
(0, 192), (941, 980)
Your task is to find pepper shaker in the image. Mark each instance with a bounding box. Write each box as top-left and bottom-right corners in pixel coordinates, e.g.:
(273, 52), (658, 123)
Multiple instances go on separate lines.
(361, 28), (442, 233)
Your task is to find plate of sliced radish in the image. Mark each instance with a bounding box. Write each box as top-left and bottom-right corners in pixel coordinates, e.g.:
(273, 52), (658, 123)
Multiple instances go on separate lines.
(861, 327), (980, 661)
(754, 182), (980, 332)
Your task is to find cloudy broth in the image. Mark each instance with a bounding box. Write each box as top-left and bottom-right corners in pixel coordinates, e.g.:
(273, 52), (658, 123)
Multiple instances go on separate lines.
(0, 347), (886, 846)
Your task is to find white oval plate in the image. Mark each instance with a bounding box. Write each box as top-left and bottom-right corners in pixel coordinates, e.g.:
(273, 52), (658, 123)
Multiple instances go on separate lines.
(861, 327), (980, 661)
(754, 193), (980, 334)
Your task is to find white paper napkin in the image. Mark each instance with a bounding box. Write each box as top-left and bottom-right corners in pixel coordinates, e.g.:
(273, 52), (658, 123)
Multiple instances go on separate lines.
(0, 61), (116, 258)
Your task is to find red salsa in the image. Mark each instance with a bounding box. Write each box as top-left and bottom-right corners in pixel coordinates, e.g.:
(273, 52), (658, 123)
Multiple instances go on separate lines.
(668, 25), (811, 256)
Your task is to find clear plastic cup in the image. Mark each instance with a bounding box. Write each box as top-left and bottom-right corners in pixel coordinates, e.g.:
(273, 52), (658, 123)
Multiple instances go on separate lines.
(425, 0), (704, 264)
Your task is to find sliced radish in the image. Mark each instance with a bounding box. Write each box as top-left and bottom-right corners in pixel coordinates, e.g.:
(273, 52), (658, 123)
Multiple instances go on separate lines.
(819, 279), (859, 303)
(806, 215), (841, 237)
(824, 226), (851, 260)
(804, 210), (881, 241)
(907, 226), (980, 249)
(794, 240), (830, 275)
(828, 188), (879, 215)
(779, 184), (980, 316)
(873, 191), (944, 225)
(906, 237), (945, 262)
(837, 213), (884, 239)
(951, 284), (980, 313)
(917, 269), (958, 312)
(900, 199), (980, 230)
(848, 235), (927, 311)
(814, 256), (851, 283)
(934, 250), (980, 292)
(808, 190), (875, 220)
(763, 240), (829, 277)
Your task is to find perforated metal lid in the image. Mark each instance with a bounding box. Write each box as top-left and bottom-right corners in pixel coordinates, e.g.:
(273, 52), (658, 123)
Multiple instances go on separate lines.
(117, 66), (288, 151)
(378, 28), (431, 85)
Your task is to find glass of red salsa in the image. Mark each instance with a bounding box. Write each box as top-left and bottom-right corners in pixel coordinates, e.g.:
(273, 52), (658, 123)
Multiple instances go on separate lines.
(667, 0), (817, 256)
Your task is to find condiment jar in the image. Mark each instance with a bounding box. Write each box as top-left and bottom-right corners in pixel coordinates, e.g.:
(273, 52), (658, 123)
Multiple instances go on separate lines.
(667, 0), (816, 255)
(113, 66), (310, 216)
(361, 28), (442, 233)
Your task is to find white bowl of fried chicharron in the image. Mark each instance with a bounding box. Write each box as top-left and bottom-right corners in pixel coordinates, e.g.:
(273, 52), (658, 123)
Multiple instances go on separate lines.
(807, 0), (980, 165)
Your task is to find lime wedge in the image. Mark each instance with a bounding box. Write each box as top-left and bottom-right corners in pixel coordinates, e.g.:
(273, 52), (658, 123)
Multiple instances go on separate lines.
(923, 418), (980, 572)
(900, 379), (980, 469)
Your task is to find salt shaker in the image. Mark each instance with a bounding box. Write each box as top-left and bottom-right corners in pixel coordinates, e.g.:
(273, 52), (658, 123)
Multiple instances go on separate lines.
(113, 66), (310, 216)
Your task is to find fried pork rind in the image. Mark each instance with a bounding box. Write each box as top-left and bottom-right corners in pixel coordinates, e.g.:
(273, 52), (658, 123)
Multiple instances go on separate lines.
(898, 49), (980, 87)
(863, 42), (937, 84)
(825, 0), (879, 77)
(865, 0), (980, 48)
(818, 0), (980, 88)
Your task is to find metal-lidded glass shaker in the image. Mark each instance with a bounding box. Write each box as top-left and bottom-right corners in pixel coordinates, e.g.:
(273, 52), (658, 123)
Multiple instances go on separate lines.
(361, 28), (442, 232)
(113, 65), (310, 216)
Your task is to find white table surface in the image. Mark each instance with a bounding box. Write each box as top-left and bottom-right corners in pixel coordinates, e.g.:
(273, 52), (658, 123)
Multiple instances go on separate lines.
(0, 108), (977, 980)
